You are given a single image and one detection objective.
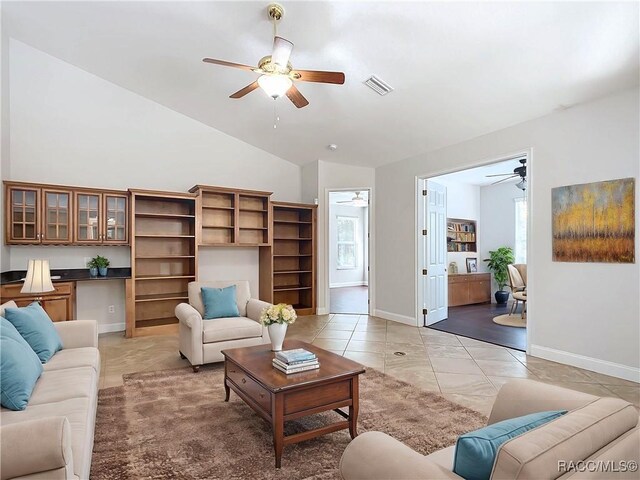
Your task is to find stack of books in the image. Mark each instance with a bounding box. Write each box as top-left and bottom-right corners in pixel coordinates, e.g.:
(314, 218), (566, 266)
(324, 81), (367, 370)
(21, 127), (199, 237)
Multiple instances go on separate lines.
(272, 348), (319, 374)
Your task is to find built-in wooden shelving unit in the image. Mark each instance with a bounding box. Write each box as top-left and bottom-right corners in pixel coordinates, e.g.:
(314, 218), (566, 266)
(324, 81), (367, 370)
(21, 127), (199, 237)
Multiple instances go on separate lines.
(259, 201), (317, 316)
(189, 185), (272, 247)
(447, 218), (477, 253)
(126, 189), (198, 337)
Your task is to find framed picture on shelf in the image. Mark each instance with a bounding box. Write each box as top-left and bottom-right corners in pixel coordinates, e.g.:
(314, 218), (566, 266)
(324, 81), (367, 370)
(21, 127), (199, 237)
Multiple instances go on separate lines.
(466, 257), (478, 273)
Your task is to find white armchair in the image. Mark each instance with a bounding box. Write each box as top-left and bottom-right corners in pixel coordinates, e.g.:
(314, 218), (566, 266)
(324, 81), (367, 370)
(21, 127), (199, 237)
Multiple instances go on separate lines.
(175, 281), (271, 372)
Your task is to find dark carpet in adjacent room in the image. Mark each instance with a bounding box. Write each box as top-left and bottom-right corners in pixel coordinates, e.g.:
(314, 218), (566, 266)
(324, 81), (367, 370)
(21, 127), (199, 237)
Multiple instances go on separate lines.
(91, 365), (486, 479)
(429, 302), (526, 351)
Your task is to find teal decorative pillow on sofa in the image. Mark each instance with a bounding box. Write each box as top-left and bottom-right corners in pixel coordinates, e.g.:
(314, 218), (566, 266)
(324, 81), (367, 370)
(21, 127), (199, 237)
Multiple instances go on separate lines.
(1, 317), (44, 411)
(4, 302), (63, 363)
(453, 410), (567, 480)
(201, 285), (240, 319)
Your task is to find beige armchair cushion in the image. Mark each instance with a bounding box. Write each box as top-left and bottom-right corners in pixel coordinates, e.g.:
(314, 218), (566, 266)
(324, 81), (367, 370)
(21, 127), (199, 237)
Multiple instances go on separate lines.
(0, 300), (18, 317)
(202, 317), (262, 344)
(188, 281), (251, 317)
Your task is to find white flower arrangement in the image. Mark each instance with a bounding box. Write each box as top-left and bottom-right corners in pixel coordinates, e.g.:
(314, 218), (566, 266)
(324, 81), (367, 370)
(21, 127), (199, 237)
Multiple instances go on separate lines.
(260, 303), (297, 326)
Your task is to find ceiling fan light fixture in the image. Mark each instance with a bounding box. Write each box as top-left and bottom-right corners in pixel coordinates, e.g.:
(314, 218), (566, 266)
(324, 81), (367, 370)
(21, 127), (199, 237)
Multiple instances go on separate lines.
(516, 178), (527, 191)
(257, 74), (292, 99)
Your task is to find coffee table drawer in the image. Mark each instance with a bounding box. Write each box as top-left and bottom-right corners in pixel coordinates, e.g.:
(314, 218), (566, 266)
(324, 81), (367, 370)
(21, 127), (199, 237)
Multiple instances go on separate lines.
(227, 366), (271, 412)
(284, 379), (351, 415)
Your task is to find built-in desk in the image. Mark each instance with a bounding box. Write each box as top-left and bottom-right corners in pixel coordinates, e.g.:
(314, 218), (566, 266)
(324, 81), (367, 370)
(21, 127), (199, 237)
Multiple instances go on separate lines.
(0, 268), (131, 321)
(448, 272), (491, 307)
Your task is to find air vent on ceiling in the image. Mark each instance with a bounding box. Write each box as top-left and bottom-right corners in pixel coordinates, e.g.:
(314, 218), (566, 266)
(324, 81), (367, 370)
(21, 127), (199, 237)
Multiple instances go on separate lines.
(363, 75), (393, 96)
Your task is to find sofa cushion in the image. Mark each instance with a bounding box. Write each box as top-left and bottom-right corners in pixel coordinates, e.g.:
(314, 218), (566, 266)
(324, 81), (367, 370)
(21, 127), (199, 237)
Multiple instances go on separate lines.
(43, 347), (100, 374)
(188, 281), (251, 317)
(425, 445), (455, 470)
(1, 396), (97, 480)
(454, 410), (566, 480)
(0, 301), (18, 317)
(492, 397), (638, 479)
(4, 302), (63, 363)
(201, 285), (241, 319)
(202, 317), (262, 344)
(0, 334), (43, 411)
(29, 367), (97, 406)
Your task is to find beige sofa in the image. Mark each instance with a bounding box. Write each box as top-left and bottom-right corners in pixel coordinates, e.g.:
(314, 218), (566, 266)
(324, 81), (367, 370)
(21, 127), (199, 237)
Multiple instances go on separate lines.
(175, 281), (271, 371)
(0, 301), (100, 480)
(340, 379), (639, 479)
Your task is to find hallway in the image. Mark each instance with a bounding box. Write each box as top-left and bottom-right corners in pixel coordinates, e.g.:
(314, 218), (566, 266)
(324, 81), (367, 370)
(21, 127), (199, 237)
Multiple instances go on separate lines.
(330, 286), (368, 314)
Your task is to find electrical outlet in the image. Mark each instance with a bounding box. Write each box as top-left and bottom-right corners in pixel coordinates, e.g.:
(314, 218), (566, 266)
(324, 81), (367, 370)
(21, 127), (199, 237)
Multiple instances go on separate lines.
(108, 305), (115, 314)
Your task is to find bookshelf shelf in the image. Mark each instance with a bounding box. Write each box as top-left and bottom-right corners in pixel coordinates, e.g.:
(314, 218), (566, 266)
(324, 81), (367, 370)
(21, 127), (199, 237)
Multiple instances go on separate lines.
(447, 218), (477, 253)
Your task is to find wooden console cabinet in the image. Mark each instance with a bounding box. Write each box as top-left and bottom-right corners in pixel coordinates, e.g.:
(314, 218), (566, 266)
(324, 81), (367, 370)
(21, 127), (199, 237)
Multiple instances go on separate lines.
(448, 273), (491, 307)
(0, 282), (77, 321)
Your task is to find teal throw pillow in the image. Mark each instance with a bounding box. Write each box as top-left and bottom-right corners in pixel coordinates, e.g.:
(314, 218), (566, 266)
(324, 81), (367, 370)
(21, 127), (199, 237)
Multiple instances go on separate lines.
(1, 318), (44, 410)
(201, 285), (240, 319)
(453, 410), (567, 480)
(4, 302), (63, 363)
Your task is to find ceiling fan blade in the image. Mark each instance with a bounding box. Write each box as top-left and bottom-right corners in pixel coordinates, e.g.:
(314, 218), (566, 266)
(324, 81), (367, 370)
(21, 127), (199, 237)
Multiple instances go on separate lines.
(491, 175), (518, 186)
(486, 173), (516, 177)
(286, 84), (309, 108)
(229, 81), (259, 99)
(292, 69), (345, 84)
(203, 58), (255, 71)
(272, 36), (294, 68)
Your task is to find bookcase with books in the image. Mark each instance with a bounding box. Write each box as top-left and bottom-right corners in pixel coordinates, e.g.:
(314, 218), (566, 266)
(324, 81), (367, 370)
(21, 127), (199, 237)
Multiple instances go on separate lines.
(126, 189), (198, 337)
(447, 218), (477, 253)
(259, 201), (317, 316)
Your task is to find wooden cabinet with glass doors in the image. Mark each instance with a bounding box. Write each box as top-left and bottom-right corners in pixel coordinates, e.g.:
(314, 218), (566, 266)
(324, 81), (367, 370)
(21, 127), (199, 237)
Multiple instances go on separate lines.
(4, 181), (128, 246)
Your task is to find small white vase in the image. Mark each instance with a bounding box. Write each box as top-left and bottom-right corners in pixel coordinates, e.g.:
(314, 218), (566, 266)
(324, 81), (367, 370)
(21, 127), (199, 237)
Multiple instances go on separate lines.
(268, 323), (288, 352)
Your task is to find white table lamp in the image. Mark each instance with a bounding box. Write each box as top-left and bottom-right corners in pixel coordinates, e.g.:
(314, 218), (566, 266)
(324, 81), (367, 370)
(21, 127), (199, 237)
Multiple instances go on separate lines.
(21, 259), (55, 299)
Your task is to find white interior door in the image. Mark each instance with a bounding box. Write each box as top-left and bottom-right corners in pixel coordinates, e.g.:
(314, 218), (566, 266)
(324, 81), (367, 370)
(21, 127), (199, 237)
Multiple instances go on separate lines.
(423, 180), (448, 325)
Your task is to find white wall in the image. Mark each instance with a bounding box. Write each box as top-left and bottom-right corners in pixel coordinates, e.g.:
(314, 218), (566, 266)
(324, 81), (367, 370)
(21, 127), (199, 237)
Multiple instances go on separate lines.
(480, 181), (524, 295)
(0, 8), (10, 272)
(329, 203), (367, 288)
(316, 160), (375, 314)
(433, 180), (480, 272)
(3, 40), (302, 331)
(376, 87), (639, 381)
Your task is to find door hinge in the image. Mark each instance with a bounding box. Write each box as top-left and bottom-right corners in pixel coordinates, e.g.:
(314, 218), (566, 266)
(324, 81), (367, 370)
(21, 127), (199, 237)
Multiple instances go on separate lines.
(422, 229), (427, 235)
(422, 189), (428, 196)
(422, 269), (428, 275)
(422, 308), (428, 315)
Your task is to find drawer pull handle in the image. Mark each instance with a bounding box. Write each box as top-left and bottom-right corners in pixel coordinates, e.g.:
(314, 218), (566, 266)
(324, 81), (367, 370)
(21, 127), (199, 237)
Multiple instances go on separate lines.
(241, 378), (246, 384)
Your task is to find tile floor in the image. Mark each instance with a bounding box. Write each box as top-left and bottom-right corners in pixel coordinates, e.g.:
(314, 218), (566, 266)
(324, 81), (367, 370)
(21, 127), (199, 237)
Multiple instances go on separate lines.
(99, 314), (639, 416)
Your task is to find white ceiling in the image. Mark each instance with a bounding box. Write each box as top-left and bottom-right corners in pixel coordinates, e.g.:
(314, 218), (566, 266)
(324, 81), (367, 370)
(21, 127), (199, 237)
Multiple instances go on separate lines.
(433, 158), (524, 187)
(4, 2), (638, 168)
(329, 190), (369, 205)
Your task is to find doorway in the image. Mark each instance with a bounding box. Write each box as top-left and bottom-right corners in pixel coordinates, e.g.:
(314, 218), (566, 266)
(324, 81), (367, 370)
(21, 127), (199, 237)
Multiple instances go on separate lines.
(328, 190), (370, 314)
(417, 154), (530, 351)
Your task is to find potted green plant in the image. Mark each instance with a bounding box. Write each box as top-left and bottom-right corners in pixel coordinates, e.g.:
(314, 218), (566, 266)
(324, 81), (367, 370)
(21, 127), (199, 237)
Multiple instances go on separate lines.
(87, 258), (99, 277)
(483, 247), (515, 305)
(89, 255), (110, 277)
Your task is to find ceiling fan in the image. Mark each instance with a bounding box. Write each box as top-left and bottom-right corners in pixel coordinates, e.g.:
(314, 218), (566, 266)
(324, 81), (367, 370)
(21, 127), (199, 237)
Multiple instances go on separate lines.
(202, 3), (345, 108)
(486, 158), (527, 190)
(337, 192), (367, 207)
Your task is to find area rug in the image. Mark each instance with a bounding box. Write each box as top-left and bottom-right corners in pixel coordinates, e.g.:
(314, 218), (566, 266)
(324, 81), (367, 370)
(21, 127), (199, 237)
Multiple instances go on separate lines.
(493, 313), (527, 328)
(91, 365), (486, 479)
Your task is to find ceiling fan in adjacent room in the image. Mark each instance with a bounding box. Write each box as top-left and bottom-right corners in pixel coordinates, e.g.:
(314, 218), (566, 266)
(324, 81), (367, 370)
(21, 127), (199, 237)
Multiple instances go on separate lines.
(337, 192), (368, 207)
(202, 3), (345, 108)
(486, 158), (527, 190)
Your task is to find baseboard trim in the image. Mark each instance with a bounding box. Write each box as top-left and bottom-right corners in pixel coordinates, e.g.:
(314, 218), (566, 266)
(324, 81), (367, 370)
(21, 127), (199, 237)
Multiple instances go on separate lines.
(530, 344), (640, 383)
(373, 309), (417, 326)
(317, 307), (329, 315)
(330, 282), (369, 288)
(98, 322), (125, 334)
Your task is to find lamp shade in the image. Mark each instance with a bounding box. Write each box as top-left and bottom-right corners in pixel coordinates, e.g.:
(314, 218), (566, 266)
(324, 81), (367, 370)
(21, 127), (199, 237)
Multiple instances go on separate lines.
(257, 74), (293, 99)
(21, 260), (55, 294)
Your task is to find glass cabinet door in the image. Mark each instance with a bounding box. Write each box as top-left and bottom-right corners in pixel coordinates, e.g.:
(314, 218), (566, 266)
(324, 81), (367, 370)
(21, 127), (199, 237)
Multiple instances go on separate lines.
(75, 193), (102, 243)
(41, 189), (72, 244)
(104, 194), (128, 243)
(8, 187), (40, 243)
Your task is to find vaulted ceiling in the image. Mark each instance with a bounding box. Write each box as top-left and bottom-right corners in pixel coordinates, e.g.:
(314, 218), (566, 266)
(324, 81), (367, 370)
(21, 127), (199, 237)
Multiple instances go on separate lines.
(4, 1), (638, 167)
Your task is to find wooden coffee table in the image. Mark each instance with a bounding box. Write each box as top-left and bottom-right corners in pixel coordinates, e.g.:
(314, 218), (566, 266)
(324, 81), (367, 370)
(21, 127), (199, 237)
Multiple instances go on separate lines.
(221, 340), (365, 468)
